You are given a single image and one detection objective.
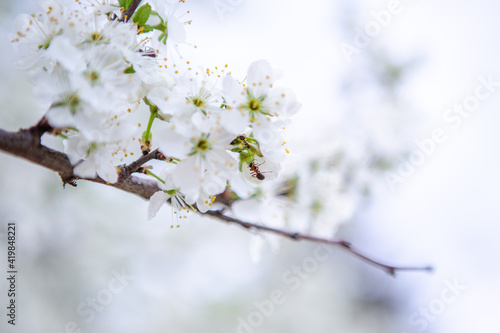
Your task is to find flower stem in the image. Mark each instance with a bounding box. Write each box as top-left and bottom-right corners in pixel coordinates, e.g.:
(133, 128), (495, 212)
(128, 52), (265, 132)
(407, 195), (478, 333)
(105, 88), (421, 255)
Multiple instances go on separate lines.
(145, 169), (165, 184)
(141, 97), (158, 143)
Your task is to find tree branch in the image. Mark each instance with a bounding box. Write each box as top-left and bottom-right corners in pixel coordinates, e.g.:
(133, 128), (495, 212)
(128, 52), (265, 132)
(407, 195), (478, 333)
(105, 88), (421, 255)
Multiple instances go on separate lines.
(205, 211), (433, 276)
(0, 127), (161, 199)
(0, 126), (433, 276)
(119, 0), (143, 22)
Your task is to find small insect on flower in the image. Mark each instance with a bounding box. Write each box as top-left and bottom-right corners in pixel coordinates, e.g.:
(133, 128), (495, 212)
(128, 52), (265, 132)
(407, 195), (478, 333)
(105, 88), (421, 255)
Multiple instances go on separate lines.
(248, 161), (266, 180)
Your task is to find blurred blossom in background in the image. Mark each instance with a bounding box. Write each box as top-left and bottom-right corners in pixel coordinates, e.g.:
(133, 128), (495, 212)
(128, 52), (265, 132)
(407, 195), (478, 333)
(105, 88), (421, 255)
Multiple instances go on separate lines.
(1, 0), (500, 332)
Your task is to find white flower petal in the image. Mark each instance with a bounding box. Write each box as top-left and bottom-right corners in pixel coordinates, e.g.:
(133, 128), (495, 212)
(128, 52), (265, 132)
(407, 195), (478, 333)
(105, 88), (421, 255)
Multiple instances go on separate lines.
(147, 87), (174, 115)
(73, 160), (97, 179)
(148, 191), (170, 220)
(46, 36), (86, 72)
(220, 109), (248, 135)
(96, 159), (118, 183)
(167, 16), (186, 44)
(155, 124), (192, 158)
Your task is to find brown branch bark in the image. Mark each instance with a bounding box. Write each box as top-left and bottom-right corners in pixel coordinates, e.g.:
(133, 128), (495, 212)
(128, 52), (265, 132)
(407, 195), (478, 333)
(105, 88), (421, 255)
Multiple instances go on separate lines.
(0, 127), (161, 199)
(0, 126), (433, 276)
(119, 0), (143, 22)
(206, 211), (433, 276)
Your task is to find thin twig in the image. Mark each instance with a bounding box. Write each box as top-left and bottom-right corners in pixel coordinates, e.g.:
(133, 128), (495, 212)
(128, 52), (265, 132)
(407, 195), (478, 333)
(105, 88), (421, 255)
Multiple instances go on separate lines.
(121, 148), (161, 177)
(125, 148), (159, 171)
(206, 210), (433, 276)
(120, 149), (172, 181)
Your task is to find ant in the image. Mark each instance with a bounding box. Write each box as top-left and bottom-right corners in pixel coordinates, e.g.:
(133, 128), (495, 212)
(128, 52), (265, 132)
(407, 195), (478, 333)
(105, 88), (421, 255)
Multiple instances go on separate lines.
(248, 161), (266, 180)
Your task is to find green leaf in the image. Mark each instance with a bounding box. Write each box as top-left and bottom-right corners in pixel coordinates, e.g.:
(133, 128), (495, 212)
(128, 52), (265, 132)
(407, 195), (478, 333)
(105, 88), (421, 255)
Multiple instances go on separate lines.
(230, 147), (244, 153)
(246, 136), (258, 144)
(133, 4), (152, 27)
(118, 0), (133, 10)
(124, 65), (135, 74)
(140, 25), (154, 33)
(240, 152), (253, 165)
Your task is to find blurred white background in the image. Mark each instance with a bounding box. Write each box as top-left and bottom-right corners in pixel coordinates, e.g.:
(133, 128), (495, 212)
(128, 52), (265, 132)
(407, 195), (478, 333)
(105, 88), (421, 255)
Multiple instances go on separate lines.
(1, 0), (500, 332)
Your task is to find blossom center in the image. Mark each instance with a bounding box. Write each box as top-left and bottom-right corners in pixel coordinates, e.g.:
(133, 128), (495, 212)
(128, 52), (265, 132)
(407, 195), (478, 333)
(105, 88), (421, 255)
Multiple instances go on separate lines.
(248, 99), (260, 111)
(189, 134), (211, 156)
(86, 70), (100, 85)
(190, 96), (206, 109)
(87, 142), (99, 155)
(53, 92), (81, 115)
(85, 32), (108, 44)
(311, 199), (323, 217)
(243, 90), (270, 122)
(38, 38), (52, 50)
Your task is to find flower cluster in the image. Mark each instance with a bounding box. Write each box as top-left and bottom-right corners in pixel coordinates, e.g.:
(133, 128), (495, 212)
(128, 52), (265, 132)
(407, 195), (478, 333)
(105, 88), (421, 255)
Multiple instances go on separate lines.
(11, 0), (300, 225)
